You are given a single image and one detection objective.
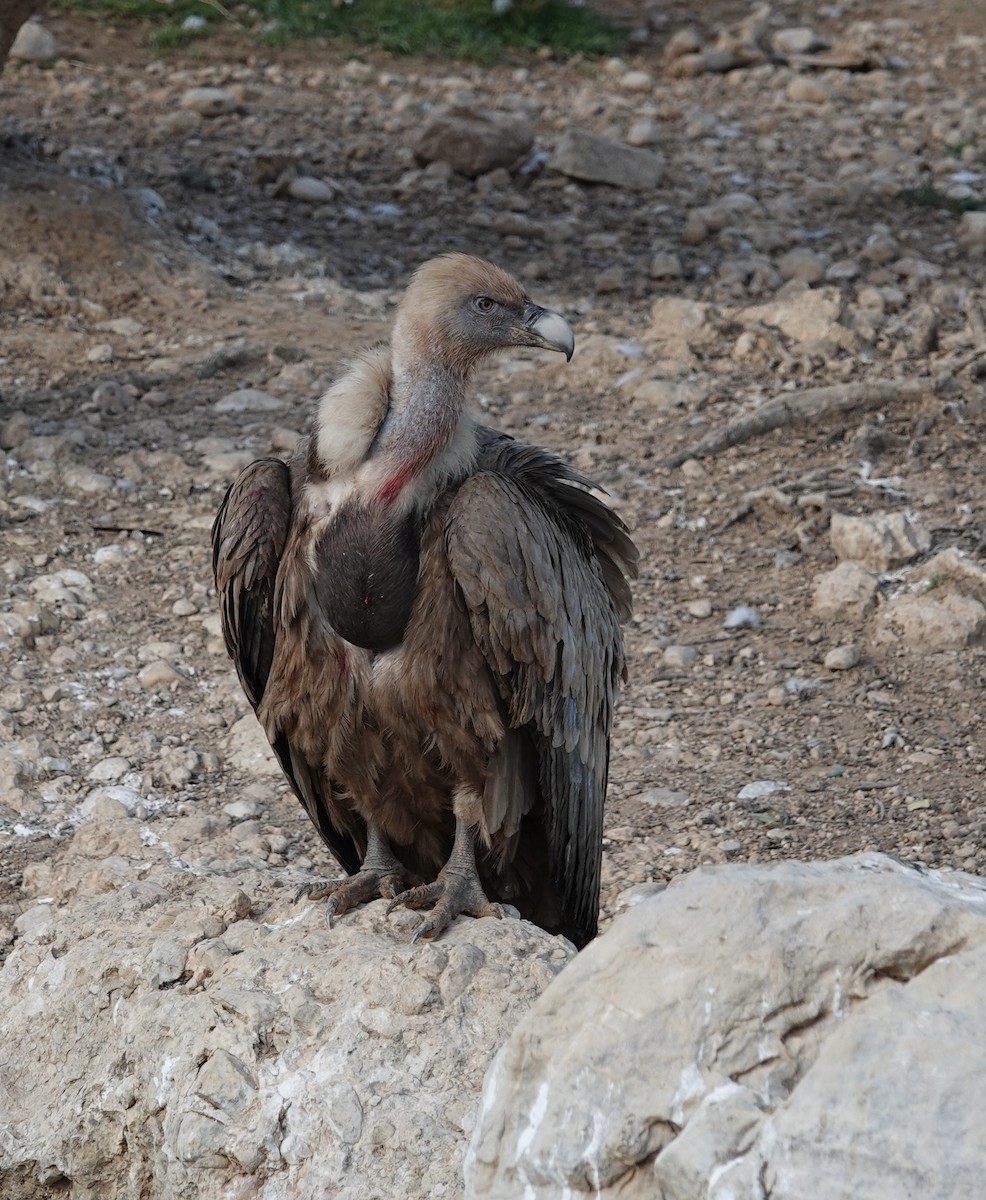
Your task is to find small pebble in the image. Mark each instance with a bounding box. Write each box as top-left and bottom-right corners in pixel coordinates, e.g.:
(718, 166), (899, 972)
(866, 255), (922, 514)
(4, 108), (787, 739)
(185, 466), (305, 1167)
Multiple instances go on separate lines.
(786, 77), (831, 104)
(87, 757), (132, 784)
(737, 780), (790, 801)
(825, 644), (861, 671)
(663, 644), (698, 669)
(180, 87), (237, 117)
(638, 788), (690, 808)
(138, 661), (182, 690)
(287, 176), (336, 204)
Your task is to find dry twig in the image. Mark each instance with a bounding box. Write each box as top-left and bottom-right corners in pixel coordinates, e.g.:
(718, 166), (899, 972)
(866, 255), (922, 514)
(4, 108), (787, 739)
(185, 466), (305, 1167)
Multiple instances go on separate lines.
(664, 349), (986, 468)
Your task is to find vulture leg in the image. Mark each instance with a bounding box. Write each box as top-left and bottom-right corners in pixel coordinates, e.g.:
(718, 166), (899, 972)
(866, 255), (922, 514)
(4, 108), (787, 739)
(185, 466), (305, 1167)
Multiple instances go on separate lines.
(388, 811), (505, 944)
(296, 822), (416, 927)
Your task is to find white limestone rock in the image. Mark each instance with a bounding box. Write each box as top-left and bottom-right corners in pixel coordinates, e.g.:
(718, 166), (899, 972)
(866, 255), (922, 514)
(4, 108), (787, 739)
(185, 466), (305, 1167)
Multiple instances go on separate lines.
(466, 854), (986, 1199)
(9, 19), (55, 62)
(0, 857), (572, 1199)
(830, 510), (931, 572)
(811, 561), (879, 618)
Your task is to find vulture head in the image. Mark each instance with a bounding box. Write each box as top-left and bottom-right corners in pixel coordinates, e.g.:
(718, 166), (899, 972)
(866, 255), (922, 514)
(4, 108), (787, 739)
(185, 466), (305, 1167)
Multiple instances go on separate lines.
(391, 253), (575, 377)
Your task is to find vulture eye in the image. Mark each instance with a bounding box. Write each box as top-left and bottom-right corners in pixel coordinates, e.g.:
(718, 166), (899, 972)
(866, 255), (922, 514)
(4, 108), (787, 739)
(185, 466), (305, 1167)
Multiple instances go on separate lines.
(473, 296), (495, 314)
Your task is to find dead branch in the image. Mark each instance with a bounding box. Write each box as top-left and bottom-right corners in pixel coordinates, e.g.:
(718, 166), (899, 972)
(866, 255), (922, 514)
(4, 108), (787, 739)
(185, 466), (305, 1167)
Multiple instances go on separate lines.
(664, 349), (986, 468)
(965, 294), (986, 350)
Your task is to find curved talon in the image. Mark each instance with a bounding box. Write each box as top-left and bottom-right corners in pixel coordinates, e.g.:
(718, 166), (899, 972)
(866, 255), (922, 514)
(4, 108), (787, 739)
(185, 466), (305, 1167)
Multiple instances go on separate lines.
(387, 881), (443, 914)
(389, 871), (505, 941)
(378, 876), (401, 902)
(294, 878), (344, 905)
(298, 859), (417, 929)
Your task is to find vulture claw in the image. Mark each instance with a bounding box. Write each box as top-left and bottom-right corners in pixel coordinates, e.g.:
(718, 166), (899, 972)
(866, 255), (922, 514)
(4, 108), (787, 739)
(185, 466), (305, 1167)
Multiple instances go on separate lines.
(295, 867), (413, 928)
(387, 881), (444, 914)
(389, 872), (506, 942)
(293, 878), (345, 905)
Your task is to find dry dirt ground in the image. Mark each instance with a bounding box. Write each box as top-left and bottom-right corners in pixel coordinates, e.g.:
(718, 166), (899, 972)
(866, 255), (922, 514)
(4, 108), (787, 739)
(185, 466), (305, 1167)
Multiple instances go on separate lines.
(2, 1), (986, 942)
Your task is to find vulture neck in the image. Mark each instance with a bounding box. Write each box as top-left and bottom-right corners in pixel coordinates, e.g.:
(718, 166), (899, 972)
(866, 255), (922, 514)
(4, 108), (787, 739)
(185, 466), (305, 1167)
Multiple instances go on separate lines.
(371, 333), (473, 507)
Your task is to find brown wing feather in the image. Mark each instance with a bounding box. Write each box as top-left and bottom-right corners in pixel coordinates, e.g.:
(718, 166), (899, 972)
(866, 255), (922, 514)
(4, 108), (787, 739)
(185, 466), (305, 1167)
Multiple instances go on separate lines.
(445, 434), (635, 946)
(212, 458), (293, 708)
(212, 458), (363, 875)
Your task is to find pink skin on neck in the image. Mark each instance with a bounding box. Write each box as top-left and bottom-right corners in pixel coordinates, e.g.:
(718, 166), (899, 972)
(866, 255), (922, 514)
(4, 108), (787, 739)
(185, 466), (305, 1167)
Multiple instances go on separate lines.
(372, 320), (473, 506)
(374, 461), (417, 506)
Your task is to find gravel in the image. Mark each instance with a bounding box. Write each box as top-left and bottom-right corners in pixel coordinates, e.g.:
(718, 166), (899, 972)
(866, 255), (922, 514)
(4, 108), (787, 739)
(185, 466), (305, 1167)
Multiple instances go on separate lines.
(2, 0), (986, 939)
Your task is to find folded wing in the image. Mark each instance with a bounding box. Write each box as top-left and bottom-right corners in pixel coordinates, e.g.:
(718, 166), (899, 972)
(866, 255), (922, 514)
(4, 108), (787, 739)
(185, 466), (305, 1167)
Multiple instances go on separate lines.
(211, 458), (363, 874)
(445, 434), (637, 945)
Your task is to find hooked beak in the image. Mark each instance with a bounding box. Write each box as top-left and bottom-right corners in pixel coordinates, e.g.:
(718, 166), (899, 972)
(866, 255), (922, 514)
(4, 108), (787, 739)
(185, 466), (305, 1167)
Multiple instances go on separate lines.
(509, 302), (575, 361)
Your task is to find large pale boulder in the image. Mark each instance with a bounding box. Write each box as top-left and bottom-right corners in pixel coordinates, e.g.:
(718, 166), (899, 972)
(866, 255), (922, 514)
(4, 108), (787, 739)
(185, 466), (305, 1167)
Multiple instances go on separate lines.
(0, 838), (572, 1199)
(466, 854), (986, 1199)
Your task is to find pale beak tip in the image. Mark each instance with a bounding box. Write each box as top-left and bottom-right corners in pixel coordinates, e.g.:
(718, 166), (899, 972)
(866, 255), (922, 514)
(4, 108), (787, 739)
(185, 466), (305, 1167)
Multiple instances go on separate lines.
(529, 308), (575, 361)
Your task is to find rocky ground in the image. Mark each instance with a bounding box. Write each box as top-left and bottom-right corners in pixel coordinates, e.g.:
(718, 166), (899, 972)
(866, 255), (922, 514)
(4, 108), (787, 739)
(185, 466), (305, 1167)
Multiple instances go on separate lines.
(2, 0), (986, 953)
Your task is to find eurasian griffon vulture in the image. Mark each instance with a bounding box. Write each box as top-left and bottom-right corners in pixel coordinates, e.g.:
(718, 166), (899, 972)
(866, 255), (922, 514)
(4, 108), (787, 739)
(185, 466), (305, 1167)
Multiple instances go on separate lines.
(212, 254), (637, 947)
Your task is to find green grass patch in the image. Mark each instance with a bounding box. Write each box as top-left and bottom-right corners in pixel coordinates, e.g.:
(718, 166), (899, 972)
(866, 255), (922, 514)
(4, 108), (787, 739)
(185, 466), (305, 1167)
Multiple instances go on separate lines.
(55, 0), (626, 62)
(897, 184), (985, 214)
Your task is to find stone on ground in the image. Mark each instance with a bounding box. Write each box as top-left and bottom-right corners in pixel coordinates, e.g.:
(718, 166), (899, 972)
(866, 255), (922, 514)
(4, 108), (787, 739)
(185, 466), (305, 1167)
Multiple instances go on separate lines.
(830, 510), (931, 572)
(466, 854), (986, 1199)
(413, 107), (534, 178)
(0, 854), (572, 1199)
(549, 128), (663, 191)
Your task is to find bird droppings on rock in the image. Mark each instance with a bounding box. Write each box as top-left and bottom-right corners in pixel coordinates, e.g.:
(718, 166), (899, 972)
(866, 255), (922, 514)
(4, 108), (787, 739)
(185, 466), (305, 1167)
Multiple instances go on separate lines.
(1, 871), (572, 1199)
(466, 855), (986, 1199)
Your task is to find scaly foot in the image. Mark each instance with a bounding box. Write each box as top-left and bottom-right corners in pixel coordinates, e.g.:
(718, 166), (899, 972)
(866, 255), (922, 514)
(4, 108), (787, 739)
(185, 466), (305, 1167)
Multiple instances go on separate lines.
(388, 870), (505, 943)
(295, 822), (416, 927)
(296, 867), (414, 927)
